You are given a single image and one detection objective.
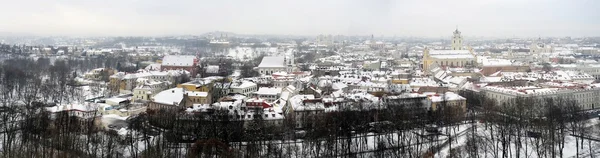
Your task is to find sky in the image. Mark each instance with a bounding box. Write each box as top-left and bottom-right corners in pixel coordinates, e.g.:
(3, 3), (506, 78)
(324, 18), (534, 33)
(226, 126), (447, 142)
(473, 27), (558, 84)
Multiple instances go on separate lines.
(0, 0), (598, 37)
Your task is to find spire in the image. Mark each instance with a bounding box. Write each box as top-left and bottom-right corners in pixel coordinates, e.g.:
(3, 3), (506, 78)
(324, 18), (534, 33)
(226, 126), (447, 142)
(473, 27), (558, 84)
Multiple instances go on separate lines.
(454, 26), (460, 34)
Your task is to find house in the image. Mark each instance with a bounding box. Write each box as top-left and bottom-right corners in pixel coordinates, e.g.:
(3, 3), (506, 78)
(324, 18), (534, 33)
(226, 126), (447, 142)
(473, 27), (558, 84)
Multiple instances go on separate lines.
(148, 88), (211, 110)
(253, 87), (282, 102)
(46, 103), (102, 120)
(109, 70), (186, 93)
(45, 103), (103, 131)
(204, 65), (220, 76)
(132, 79), (170, 102)
(229, 80), (258, 96)
(98, 103), (146, 117)
(105, 97), (129, 106)
(178, 80), (213, 92)
(285, 95), (325, 129)
(427, 92), (467, 113)
(84, 68), (115, 81)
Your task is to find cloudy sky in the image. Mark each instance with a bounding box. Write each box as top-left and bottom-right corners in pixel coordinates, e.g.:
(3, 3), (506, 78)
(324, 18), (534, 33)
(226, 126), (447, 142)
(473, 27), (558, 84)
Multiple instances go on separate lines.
(0, 0), (598, 37)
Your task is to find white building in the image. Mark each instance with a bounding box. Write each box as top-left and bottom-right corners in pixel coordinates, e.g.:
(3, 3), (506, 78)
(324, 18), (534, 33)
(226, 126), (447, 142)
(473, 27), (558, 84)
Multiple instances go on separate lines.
(481, 84), (600, 110)
(256, 56), (286, 75)
(46, 103), (101, 120)
(253, 87), (282, 102)
(229, 80), (258, 96)
(133, 79), (170, 102)
(255, 51), (296, 75)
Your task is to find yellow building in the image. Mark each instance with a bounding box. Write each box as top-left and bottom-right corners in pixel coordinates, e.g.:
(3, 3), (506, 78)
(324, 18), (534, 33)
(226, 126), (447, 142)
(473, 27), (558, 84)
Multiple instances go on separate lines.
(178, 83), (211, 92)
(177, 80), (213, 92)
(187, 91), (211, 105)
(391, 79), (409, 84)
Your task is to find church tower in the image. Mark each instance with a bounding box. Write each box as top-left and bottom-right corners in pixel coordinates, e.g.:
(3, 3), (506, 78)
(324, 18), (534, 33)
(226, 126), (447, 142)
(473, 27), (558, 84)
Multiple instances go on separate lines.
(451, 28), (463, 50)
(286, 51), (295, 72)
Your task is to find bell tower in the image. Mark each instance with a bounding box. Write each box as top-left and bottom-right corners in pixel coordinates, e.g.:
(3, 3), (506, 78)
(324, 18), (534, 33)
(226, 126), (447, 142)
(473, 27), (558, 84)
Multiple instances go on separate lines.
(451, 28), (463, 50)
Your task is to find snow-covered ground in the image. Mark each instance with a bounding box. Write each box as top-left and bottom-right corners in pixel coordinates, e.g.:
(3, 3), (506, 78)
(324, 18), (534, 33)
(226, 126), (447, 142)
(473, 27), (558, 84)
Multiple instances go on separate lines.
(436, 118), (600, 158)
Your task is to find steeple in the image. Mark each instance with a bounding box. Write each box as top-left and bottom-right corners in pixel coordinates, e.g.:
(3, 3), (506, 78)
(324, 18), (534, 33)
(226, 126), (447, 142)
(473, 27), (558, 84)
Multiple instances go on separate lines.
(451, 28), (463, 50)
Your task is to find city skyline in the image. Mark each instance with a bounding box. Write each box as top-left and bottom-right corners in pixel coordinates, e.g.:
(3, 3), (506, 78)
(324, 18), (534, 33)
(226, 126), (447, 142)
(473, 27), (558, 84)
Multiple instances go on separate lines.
(0, 0), (598, 37)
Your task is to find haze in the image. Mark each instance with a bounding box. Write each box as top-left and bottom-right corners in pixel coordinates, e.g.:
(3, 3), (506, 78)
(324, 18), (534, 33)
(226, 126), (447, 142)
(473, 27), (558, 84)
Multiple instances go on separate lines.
(0, 0), (598, 37)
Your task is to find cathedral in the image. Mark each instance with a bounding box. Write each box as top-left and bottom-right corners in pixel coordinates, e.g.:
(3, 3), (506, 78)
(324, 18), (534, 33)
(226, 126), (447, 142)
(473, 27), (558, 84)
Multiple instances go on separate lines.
(422, 29), (476, 72)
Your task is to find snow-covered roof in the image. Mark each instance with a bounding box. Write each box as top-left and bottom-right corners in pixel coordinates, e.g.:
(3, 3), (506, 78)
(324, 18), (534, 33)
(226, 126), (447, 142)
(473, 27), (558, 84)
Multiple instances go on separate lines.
(205, 65), (219, 73)
(428, 49), (475, 59)
(230, 81), (257, 89)
(332, 82), (348, 90)
(255, 87), (282, 95)
(110, 70), (187, 80)
(46, 102), (99, 113)
(481, 86), (562, 96)
(153, 88), (185, 105)
(429, 92), (466, 102)
(257, 56), (285, 68)
(482, 58), (513, 66)
(187, 91), (208, 97)
(289, 95), (324, 111)
(145, 63), (161, 71)
(162, 55), (196, 66)
(105, 97), (128, 104)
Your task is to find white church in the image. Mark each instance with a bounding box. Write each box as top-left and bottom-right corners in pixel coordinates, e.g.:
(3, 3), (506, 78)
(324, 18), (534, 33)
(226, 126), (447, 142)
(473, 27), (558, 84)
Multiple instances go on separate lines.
(255, 50), (296, 75)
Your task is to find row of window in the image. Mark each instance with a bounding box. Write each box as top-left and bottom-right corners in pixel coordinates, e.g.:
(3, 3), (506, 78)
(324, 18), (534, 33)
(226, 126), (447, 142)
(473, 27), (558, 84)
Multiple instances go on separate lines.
(239, 86), (258, 93)
(434, 60), (473, 67)
(232, 114), (278, 119)
(192, 98), (205, 103)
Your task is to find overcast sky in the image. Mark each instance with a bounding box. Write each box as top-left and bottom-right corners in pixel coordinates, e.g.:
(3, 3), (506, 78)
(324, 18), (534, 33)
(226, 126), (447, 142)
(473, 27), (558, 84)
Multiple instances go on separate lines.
(0, 0), (598, 37)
